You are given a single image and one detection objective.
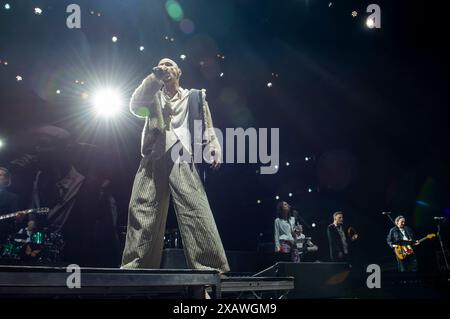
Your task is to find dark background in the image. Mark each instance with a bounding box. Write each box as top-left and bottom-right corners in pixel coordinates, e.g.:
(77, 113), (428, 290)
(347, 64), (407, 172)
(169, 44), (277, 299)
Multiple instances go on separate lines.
(1, 0), (449, 270)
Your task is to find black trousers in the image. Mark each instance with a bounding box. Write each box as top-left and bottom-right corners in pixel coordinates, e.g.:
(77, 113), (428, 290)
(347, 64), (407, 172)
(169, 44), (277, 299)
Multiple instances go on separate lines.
(397, 254), (418, 272)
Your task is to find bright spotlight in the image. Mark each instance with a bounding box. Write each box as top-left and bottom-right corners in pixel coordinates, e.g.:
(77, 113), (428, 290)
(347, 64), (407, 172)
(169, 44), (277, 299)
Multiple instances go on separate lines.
(0, 139), (4, 149)
(92, 89), (122, 117)
(312, 223), (316, 228)
(366, 18), (375, 28)
(275, 195), (279, 200)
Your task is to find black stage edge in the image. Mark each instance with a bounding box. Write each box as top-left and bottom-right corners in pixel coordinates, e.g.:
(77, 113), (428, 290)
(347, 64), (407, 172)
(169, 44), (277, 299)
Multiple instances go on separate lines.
(0, 265), (295, 299)
(0, 265), (222, 299)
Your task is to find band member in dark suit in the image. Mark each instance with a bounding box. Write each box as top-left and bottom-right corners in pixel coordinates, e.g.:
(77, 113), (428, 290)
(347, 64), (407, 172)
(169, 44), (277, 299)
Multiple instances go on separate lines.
(0, 167), (19, 214)
(386, 215), (418, 272)
(327, 211), (358, 262)
(0, 167), (20, 243)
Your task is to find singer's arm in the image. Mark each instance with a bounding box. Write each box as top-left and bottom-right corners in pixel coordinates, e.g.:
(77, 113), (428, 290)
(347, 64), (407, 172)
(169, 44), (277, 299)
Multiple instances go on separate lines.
(129, 73), (163, 118)
(202, 90), (222, 170)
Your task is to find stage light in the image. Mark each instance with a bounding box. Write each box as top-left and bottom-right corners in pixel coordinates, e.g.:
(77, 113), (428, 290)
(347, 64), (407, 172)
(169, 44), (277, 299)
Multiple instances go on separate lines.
(288, 193), (293, 197)
(220, 72), (224, 77)
(305, 157), (309, 161)
(257, 200), (261, 204)
(308, 188), (313, 193)
(34, 7), (42, 15)
(351, 11), (358, 18)
(416, 200), (430, 207)
(4, 3), (10, 10)
(286, 162), (290, 166)
(366, 17), (375, 28)
(165, 0), (184, 22)
(139, 46), (145, 51)
(180, 54), (186, 60)
(275, 195), (280, 200)
(180, 19), (195, 34)
(16, 75), (22, 81)
(56, 90), (61, 94)
(0, 139), (4, 149)
(312, 223), (316, 228)
(112, 36), (118, 43)
(92, 89), (122, 117)
(267, 82), (273, 88)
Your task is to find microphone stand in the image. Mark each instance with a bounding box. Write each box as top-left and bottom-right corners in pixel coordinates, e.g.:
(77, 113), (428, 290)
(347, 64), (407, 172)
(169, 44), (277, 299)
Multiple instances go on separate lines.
(384, 213), (396, 226)
(292, 209), (311, 229)
(436, 219), (449, 271)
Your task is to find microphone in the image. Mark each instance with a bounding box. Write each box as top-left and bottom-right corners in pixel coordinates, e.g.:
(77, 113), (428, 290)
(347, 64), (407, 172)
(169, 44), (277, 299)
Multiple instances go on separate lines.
(434, 217), (446, 220)
(382, 212), (391, 215)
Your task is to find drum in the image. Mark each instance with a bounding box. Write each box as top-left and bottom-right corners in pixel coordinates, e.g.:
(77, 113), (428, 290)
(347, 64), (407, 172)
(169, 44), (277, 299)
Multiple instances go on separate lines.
(31, 232), (44, 244)
(1, 241), (22, 259)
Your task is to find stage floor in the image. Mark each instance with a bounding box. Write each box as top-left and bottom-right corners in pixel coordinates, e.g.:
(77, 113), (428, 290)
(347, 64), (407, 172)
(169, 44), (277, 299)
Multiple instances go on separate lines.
(0, 265), (294, 299)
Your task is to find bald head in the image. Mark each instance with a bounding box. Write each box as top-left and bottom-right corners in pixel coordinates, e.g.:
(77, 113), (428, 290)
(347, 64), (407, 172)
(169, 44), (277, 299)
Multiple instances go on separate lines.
(156, 58), (182, 83)
(158, 58), (178, 68)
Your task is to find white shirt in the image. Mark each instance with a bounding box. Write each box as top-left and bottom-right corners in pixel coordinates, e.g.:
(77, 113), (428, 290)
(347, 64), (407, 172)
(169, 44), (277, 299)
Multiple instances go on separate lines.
(160, 87), (191, 154)
(14, 228), (33, 243)
(274, 217), (296, 251)
(399, 228), (409, 241)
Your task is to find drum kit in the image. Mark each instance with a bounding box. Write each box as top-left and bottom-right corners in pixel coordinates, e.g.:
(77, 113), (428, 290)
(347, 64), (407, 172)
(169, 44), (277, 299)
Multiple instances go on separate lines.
(0, 229), (64, 263)
(0, 207), (64, 263)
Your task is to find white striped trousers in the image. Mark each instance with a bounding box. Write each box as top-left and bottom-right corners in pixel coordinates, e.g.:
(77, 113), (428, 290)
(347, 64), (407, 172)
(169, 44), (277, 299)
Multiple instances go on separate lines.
(121, 147), (229, 273)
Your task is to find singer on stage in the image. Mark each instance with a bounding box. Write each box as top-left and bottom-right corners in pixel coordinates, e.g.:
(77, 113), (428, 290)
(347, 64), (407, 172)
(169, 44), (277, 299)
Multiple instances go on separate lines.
(121, 58), (229, 273)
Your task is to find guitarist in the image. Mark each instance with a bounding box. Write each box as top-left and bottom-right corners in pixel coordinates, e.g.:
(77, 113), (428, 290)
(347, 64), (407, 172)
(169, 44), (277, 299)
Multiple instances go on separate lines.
(386, 215), (419, 272)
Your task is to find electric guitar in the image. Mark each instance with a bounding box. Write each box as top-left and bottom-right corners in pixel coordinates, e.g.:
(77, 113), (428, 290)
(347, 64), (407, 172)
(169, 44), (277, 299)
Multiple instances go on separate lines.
(394, 233), (436, 260)
(0, 208), (50, 222)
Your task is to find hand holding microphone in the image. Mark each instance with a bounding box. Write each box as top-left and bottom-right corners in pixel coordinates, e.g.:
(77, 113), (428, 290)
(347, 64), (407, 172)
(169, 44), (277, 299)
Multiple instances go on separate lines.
(153, 65), (169, 80)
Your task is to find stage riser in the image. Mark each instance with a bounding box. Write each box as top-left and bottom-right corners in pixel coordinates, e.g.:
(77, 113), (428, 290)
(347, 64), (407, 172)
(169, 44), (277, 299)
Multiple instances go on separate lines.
(161, 249), (290, 272)
(257, 262), (353, 299)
